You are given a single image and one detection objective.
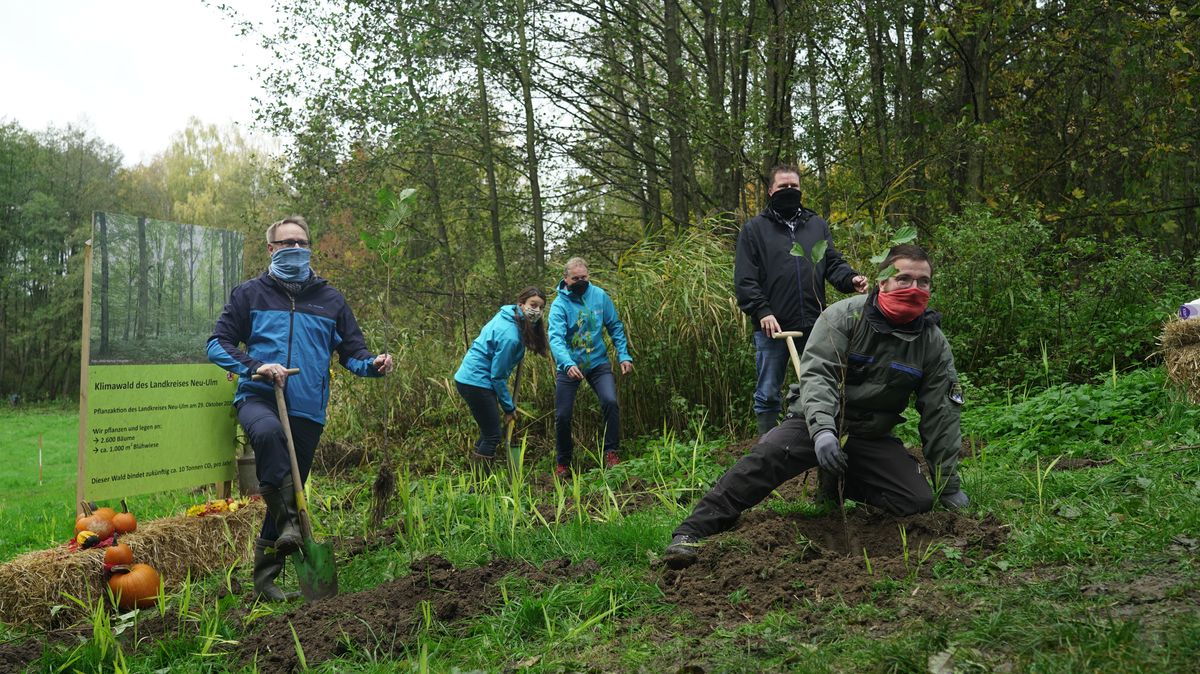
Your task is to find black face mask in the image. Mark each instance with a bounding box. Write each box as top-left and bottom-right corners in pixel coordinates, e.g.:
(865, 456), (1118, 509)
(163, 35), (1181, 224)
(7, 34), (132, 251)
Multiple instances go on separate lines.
(768, 187), (803, 220)
(568, 279), (589, 295)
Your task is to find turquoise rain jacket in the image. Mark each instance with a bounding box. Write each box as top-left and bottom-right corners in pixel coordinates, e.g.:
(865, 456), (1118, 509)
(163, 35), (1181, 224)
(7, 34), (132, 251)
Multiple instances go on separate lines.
(454, 305), (527, 413)
(547, 280), (632, 374)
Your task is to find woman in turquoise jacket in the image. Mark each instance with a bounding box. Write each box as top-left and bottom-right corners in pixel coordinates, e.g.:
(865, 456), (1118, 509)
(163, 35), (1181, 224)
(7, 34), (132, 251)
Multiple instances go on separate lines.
(454, 287), (548, 459)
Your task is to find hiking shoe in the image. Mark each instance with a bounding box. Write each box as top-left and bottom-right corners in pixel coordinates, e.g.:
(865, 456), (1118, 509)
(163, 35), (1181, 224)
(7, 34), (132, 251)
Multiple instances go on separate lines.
(663, 534), (702, 570)
(554, 464), (569, 479)
(604, 451), (620, 468)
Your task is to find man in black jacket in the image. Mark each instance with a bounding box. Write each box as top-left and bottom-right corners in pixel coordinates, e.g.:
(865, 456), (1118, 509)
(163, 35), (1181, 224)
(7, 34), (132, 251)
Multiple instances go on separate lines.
(736, 165), (868, 436)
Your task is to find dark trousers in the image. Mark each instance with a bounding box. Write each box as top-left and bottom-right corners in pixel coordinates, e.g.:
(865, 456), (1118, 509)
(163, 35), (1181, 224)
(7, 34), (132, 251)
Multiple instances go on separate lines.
(456, 380), (503, 457)
(674, 416), (933, 538)
(753, 330), (811, 415)
(554, 362), (619, 465)
(237, 395), (323, 540)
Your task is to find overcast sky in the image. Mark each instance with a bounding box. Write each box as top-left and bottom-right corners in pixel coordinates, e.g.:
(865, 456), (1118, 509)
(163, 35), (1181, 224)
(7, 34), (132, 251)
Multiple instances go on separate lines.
(0, 1), (273, 166)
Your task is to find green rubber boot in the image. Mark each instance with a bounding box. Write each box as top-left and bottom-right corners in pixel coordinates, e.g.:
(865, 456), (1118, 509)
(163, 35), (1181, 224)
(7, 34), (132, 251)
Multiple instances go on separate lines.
(252, 537), (299, 602)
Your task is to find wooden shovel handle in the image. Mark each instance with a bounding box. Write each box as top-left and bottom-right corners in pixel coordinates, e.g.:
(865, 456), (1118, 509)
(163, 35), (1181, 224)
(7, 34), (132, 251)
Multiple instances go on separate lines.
(250, 367), (300, 382)
(772, 331), (804, 382)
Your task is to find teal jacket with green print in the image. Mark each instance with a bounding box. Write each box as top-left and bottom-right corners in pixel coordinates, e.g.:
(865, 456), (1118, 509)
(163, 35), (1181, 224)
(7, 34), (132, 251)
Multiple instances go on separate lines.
(793, 293), (964, 482)
(547, 279), (632, 374)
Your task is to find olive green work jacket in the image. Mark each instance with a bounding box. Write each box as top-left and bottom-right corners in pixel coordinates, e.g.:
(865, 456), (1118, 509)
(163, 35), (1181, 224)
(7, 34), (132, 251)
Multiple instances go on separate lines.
(792, 293), (964, 482)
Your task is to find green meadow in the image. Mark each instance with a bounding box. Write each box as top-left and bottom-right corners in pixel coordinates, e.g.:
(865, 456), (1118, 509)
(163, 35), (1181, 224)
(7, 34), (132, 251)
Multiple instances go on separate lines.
(1, 369), (1197, 672)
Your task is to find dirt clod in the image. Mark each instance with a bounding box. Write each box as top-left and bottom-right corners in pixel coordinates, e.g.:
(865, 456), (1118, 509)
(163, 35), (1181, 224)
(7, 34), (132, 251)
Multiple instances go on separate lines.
(659, 508), (1006, 629)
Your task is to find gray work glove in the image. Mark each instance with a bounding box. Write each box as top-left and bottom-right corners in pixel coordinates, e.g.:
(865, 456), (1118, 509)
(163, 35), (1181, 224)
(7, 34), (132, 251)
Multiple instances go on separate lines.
(939, 474), (969, 509)
(813, 430), (847, 476)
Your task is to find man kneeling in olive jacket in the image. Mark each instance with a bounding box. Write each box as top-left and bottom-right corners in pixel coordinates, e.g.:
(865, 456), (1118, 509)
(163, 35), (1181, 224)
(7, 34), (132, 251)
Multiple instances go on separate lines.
(665, 244), (967, 570)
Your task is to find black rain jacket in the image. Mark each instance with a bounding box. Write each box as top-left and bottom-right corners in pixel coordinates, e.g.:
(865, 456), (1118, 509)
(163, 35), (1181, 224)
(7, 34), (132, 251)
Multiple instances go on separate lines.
(734, 207), (860, 334)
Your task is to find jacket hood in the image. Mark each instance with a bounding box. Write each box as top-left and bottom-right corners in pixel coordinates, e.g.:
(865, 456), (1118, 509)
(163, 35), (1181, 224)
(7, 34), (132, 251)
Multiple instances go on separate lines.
(498, 304), (520, 325)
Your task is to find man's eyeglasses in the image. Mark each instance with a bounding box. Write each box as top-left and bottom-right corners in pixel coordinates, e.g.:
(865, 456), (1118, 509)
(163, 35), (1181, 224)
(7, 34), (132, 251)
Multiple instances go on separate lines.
(891, 274), (932, 290)
(270, 239), (311, 248)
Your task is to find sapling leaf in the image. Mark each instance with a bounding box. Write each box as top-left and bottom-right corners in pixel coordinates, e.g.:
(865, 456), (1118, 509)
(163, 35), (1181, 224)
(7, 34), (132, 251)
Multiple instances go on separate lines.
(375, 186), (396, 209)
(789, 242), (805, 257)
(876, 264), (898, 282)
(893, 225), (917, 244)
(810, 239), (828, 266)
(870, 252), (888, 265)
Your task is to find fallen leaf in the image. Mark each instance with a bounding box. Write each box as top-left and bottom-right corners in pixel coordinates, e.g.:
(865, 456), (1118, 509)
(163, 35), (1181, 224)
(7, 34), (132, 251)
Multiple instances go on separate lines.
(1057, 503), (1082, 519)
(1171, 535), (1198, 549)
(929, 647), (957, 674)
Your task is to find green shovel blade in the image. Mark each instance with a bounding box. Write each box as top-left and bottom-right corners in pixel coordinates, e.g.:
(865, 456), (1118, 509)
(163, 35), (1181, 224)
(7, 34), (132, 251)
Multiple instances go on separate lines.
(293, 539), (338, 601)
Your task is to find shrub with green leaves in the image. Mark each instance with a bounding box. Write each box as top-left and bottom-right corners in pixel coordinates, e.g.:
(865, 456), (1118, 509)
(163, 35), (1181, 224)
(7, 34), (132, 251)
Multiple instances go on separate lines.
(933, 206), (1188, 393)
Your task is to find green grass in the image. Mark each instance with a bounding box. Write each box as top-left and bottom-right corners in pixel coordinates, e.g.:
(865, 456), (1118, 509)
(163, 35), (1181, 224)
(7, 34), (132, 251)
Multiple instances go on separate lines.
(0, 403), (80, 554)
(0, 403), (235, 559)
(3, 368), (1199, 672)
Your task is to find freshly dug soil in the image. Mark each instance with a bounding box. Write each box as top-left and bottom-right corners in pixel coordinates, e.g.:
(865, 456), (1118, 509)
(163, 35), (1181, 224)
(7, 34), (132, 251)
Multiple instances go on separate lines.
(659, 508), (1007, 627)
(235, 554), (599, 671)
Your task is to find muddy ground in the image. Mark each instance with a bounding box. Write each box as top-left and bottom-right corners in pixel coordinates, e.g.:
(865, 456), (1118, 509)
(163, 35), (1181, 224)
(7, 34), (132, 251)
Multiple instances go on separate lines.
(234, 554), (599, 672)
(658, 507), (1008, 630)
(11, 436), (1185, 673)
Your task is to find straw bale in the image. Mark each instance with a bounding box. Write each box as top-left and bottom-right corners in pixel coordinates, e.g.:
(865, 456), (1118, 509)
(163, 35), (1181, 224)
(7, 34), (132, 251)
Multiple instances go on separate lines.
(1165, 343), (1200, 403)
(1162, 318), (1200, 403)
(0, 500), (264, 628)
(1160, 317), (1200, 350)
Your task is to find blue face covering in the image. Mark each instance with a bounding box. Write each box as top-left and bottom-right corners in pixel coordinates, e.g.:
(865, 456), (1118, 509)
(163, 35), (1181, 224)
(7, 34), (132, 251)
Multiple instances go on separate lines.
(269, 247), (312, 282)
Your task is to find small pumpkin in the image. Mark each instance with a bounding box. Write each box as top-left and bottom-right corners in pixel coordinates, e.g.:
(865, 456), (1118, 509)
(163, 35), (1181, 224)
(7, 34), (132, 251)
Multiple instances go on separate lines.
(104, 542), (133, 566)
(93, 506), (117, 521)
(76, 530), (101, 548)
(108, 563), (160, 609)
(74, 502), (114, 539)
(112, 499), (137, 535)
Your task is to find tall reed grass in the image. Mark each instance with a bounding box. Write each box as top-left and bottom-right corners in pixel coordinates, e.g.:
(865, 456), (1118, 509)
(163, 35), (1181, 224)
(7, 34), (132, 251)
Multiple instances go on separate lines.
(326, 226), (757, 468)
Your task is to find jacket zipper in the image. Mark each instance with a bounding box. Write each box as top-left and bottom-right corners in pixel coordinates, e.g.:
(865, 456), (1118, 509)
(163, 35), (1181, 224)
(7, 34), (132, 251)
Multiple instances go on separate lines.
(283, 292), (295, 410)
(286, 293), (295, 369)
(789, 227), (805, 326)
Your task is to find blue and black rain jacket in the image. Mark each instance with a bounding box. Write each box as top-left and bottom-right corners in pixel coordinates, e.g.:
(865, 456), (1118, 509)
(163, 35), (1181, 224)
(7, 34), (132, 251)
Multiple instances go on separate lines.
(207, 272), (381, 424)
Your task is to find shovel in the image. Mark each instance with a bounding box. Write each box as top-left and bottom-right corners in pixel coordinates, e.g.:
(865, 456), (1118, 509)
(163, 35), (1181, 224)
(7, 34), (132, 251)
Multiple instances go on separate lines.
(504, 360), (524, 452)
(772, 330), (805, 382)
(253, 368), (338, 601)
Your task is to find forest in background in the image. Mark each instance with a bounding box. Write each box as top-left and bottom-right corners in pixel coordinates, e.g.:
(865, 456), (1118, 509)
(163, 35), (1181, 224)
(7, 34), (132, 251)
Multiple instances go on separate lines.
(89, 213), (245, 365)
(2, 0), (1198, 441)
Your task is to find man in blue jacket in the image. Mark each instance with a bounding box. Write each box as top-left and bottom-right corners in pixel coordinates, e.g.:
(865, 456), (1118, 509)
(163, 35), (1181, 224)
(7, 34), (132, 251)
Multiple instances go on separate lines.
(547, 257), (633, 476)
(208, 216), (394, 601)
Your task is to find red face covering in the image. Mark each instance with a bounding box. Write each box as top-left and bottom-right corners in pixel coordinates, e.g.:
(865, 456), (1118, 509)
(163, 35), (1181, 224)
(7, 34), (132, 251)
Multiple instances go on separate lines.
(877, 286), (930, 325)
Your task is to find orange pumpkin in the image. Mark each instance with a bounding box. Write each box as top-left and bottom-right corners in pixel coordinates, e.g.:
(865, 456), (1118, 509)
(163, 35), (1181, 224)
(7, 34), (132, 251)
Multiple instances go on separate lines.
(104, 542), (134, 566)
(93, 507), (117, 521)
(75, 503), (115, 539)
(113, 499), (137, 535)
(108, 563), (160, 609)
